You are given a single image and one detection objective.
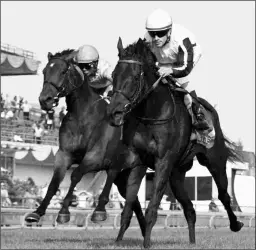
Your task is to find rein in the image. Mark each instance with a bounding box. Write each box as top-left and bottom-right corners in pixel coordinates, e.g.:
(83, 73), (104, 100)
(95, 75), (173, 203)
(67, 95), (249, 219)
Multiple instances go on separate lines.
(115, 59), (177, 125)
(43, 58), (84, 107)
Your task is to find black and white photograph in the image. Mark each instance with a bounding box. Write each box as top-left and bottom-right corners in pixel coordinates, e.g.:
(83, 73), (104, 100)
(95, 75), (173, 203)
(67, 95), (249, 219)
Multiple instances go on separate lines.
(1, 1), (255, 249)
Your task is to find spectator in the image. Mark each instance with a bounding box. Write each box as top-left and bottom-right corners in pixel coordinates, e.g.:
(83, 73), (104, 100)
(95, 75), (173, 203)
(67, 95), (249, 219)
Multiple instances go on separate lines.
(46, 109), (55, 130)
(1, 182), (12, 207)
(0, 93), (5, 111)
(13, 134), (23, 142)
(4, 94), (10, 110)
(22, 100), (31, 121)
(49, 189), (63, 209)
(33, 122), (44, 144)
(109, 192), (123, 209)
(39, 109), (47, 127)
(209, 198), (219, 212)
(77, 191), (94, 209)
(1, 110), (6, 118)
(10, 96), (18, 117)
(59, 106), (66, 126)
(5, 108), (14, 120)
(17, 96), (24, 117)
(23, 187), (39, 209)
(161, 195), (171, 210)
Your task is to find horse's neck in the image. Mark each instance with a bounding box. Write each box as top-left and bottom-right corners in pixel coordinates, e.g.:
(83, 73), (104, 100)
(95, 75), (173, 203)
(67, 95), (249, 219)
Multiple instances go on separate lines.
(138, 85), (174, 119)
(65, 82), (95, 115)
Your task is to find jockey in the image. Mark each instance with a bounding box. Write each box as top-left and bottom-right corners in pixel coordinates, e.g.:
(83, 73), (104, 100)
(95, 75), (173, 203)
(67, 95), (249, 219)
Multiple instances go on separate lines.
(144, 8), (210, 131)
(75, 44), (113, 96)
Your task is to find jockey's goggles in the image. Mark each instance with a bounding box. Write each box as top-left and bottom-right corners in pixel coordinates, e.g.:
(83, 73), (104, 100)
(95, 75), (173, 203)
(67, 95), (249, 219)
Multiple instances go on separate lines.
(78, 61), (98, 71)
(148, 29), (169, 38)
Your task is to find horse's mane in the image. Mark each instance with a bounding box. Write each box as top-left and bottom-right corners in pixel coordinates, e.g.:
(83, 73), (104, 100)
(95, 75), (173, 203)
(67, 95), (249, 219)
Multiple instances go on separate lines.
(52, 49), (75, 58)
(121, 39), (158, 73)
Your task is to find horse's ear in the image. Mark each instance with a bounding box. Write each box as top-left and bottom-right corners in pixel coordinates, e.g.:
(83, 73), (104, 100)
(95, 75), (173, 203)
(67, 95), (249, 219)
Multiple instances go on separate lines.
(117, 37), (124, 56)
(48, 52), (53, 61)
(136, 38), (145, 53)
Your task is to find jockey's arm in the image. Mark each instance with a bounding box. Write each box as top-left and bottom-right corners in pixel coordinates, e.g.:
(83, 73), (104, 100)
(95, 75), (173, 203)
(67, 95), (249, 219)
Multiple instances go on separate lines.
(171, 37), (195, 78)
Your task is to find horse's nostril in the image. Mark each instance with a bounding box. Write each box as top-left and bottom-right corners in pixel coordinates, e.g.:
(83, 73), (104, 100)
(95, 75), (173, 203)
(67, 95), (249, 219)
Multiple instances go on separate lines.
(46, 96), (53, 102)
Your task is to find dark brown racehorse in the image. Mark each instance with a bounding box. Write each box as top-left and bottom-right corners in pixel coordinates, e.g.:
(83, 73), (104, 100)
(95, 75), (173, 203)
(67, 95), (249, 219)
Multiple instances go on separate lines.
(107, 37), (244, 248)
(24, 49), (146, 237)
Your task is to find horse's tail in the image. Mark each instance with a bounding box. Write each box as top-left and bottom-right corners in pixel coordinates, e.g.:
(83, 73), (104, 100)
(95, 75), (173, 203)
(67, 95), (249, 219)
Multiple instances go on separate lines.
(198, 97), (244, 164)
(223, 135), (244, 163)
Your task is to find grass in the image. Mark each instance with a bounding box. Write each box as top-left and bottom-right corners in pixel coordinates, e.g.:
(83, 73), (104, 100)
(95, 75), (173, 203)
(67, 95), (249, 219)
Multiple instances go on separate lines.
(1, 227), (255, 249)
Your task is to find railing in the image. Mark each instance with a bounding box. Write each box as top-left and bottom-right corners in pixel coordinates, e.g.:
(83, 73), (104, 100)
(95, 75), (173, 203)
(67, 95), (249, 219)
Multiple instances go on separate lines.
(1, 131), (58, 146)
(1, 207), (255, 230)
(1, 43), (36, 59)
(1, 118), (59, 146)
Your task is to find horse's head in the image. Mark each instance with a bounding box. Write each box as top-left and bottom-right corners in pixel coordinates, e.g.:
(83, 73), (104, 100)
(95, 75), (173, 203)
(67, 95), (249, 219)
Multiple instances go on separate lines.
(107, 37), (157, 126)
(39, 49), (84, 111)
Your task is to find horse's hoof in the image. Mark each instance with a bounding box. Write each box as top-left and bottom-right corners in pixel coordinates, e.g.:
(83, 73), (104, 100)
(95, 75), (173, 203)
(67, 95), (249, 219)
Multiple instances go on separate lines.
(143, 242), (151, 249)
(91, 211), (107, 222)
(230, 220), (244, 232)
(25, 212), (40, 223)
(115, 237), (123, 243)
(56, 213), (70, 224)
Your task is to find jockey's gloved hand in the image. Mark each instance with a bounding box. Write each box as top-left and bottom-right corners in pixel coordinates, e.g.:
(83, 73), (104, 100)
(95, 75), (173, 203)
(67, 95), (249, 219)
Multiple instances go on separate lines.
(158, 67), (173, 78)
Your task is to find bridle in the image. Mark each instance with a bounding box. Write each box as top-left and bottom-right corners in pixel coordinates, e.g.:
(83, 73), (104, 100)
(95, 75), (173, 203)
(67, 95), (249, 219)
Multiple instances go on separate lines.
(112, 59), (176, 125)
(113, 59), (144, 113)
(43, 57), (84, 107)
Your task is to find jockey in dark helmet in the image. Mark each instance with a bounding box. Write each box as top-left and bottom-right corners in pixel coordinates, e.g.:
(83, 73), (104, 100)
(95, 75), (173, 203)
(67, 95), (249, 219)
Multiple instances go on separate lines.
(74, 45), (113, 97)
(144, 8), (210, 131)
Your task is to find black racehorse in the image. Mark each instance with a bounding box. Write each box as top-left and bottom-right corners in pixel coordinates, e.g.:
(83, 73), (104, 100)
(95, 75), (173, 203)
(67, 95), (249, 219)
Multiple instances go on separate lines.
(24, 49), (146, 236)
(107, 37), (244, 248)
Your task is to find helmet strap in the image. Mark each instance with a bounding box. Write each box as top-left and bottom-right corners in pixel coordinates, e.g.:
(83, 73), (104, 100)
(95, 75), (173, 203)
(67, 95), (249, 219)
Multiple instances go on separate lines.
(163, 35), (170, 46)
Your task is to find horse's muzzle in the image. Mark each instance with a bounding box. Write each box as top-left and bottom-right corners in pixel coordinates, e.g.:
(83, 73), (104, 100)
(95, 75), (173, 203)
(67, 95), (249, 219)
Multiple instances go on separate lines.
(109, 111), (125, 127)
(39, 95), (57, 111)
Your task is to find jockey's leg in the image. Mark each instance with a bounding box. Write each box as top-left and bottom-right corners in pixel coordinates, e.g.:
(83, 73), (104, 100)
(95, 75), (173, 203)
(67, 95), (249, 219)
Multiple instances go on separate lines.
(189, 90), (210, 130)
(182, 82), (210, 131)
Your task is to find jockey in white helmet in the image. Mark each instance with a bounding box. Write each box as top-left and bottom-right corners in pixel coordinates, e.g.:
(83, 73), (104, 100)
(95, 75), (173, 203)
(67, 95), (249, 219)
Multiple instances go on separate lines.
(75, 45), (113, 94)
(144, 8), (210, 131)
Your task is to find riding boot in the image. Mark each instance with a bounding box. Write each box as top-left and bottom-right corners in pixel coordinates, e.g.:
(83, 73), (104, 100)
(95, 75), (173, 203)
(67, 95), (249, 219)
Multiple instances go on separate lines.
(189, 90), (210, 131)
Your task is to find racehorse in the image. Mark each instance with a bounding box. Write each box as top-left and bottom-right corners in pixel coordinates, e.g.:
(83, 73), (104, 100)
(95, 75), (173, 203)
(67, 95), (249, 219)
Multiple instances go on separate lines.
(24, 49), (146, 236)
(106, 37), (244, 248)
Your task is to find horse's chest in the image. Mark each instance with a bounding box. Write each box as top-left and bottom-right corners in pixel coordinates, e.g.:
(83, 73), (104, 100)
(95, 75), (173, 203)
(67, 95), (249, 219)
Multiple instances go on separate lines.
(132, 132), (158, 155)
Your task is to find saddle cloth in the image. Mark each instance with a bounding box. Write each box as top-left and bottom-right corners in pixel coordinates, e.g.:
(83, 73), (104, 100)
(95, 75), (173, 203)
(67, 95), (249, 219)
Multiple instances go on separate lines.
(190, 104), (215, 149)
(171, 84), (215, 149)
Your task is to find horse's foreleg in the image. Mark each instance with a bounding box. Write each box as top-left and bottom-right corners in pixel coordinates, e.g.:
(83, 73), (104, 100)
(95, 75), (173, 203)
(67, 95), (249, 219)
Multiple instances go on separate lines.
(25, 150), (72, 223)
(57, 165), (85, 224)
(207, 160), (244, 232)
(170, 164), (196, 244)
(143, 153), (173, 249)
(114, 168), (146, 238)
(116, 165), (147, 242)
(91, 168), (120, 222)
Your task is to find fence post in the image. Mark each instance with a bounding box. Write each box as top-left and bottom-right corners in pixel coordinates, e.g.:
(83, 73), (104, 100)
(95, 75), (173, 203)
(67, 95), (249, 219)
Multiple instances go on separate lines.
(209, 215), (216, 229)
(249, 216), (255, 228)
(84, 213), (92, 230)
(113, 213), (120, 229)
(164, 214), (172, 229)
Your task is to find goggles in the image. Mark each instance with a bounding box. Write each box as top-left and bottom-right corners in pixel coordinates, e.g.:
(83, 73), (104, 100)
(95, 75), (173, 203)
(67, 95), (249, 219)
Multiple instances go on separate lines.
(148, 29), (169, 38)
(79, 61), (98, 71)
